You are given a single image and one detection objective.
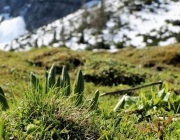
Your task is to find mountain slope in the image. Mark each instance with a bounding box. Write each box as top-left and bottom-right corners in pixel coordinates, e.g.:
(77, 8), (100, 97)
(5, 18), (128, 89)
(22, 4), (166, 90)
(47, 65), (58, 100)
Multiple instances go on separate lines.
(0, 0), (88, 31)
(1, 0), (180, 51)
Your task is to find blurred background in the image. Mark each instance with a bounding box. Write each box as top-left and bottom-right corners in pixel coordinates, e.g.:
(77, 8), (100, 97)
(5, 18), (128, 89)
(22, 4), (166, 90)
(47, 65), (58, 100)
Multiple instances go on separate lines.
(0, 0), (180, 51)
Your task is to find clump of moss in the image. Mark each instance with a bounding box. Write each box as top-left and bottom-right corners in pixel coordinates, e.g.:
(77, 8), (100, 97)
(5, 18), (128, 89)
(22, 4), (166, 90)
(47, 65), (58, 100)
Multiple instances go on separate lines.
(29, 49), (84, 72)
(83, 60), (148, 86)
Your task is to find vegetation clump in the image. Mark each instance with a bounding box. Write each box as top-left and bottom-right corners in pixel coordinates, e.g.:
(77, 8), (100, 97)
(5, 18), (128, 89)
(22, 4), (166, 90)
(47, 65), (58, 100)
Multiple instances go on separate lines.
(29, 48), (84, 72)
(1, 64), (100, 139)
(83, 60), (147, 86)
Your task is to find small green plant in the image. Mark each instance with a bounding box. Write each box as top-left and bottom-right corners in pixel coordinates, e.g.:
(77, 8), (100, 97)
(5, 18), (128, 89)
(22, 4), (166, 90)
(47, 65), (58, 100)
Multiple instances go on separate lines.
(61, 66), (70, 96)
(114, 82), (180, 116)
(47, 64), (56, 88)
(0, 87), (9, 111)
(73, 70), (84, 106)
(29, 64), (95, 109)
(89, 90), (100, 110)
(56, 76), (61, 92)
(44, 71), (49, 94)
(30, 72), (41, 93)
(0, 119), (4, 139)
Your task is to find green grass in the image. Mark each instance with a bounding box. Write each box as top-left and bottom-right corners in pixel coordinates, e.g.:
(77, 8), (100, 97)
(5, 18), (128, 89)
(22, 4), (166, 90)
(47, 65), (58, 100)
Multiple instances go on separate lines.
(1, 44), (180, 139)
(2, 89), (99, 139)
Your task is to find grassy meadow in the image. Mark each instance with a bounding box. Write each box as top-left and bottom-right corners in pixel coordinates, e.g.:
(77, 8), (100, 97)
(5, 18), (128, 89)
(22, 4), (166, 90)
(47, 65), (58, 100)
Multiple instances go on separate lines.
(1, 44), (180, 139)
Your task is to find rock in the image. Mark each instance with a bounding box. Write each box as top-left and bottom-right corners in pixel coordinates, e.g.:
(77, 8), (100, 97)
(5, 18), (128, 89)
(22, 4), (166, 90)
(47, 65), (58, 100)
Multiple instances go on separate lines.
(0, 0), (88, 31)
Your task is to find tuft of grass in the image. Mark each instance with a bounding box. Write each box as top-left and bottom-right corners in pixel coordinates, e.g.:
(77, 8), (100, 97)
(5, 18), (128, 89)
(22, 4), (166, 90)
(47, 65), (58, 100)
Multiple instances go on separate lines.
(2, 85), (100, 139)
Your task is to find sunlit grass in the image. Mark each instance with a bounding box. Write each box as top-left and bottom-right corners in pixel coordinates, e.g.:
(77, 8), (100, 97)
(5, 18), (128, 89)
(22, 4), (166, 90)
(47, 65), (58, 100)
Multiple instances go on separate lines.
(1, 44), (180, 139)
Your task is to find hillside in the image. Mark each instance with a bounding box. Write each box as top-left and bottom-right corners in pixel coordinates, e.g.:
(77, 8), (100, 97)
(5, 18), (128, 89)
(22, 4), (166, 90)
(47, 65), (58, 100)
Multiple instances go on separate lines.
(1, 43), (180, 98)
(1, 44), (180, 139)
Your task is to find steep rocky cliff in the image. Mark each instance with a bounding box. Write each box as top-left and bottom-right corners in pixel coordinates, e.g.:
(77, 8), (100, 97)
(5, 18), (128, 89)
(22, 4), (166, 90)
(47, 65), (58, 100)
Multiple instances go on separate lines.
(0, 0), (89, 31)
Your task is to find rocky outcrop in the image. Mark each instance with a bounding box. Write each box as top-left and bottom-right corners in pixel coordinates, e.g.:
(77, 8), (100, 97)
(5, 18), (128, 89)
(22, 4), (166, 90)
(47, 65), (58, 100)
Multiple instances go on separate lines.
(0, 0), (89, 31)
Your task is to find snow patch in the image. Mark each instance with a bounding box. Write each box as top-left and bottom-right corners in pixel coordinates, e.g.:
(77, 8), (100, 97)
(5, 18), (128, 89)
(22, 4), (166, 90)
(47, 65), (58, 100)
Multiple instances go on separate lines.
(84, 1), (101, 8)
(0, 17), (26, 43)
(0, 17), (26, 49)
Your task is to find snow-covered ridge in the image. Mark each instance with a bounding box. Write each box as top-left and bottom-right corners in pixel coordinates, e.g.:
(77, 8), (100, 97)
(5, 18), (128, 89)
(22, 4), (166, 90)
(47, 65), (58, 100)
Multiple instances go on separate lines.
(0, 0), (180, 51)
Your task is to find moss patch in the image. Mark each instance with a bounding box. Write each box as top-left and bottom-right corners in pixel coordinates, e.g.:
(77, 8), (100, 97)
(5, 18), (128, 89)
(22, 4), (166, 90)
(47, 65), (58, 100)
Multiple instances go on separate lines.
(83, 60), (148, 86)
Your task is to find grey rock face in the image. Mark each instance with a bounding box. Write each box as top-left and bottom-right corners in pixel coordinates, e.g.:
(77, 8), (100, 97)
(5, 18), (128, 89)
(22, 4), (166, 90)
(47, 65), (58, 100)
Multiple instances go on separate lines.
(0, 0), (86, 31)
